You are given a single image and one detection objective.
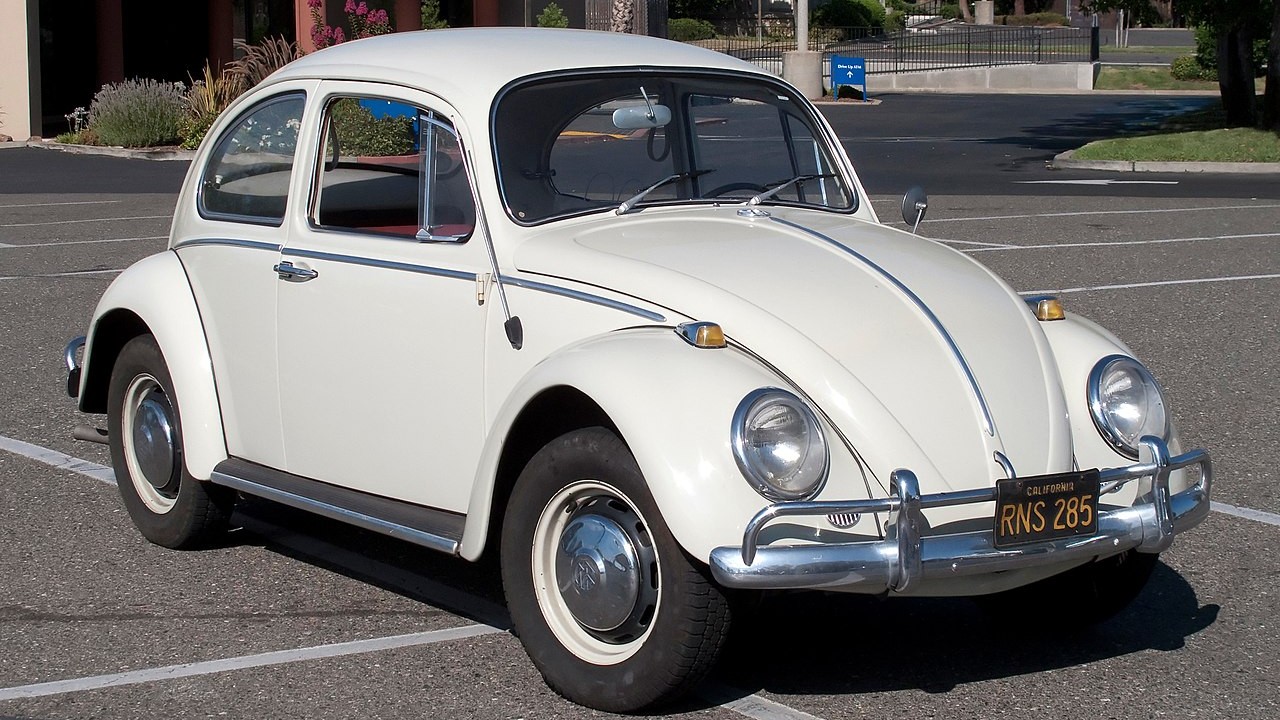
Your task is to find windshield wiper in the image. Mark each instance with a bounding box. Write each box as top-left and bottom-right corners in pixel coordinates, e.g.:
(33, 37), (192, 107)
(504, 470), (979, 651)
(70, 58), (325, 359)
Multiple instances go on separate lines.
(616, 170), (714, 215)
(747, 173), (837, 206)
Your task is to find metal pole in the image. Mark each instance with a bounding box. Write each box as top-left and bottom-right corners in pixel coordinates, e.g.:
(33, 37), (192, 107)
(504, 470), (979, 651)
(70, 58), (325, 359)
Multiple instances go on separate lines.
(796, 0), (808, 53)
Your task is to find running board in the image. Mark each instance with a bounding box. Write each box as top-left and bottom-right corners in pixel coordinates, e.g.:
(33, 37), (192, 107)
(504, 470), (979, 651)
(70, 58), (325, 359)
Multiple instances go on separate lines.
(210, 458), (464, 555)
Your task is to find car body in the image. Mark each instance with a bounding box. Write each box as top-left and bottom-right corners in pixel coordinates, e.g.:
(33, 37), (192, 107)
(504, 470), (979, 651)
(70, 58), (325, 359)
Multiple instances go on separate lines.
(65, 28), (1212, 712)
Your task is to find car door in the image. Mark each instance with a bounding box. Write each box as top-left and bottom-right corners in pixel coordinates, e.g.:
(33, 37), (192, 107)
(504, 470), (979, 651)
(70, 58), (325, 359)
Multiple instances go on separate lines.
(175, 84), (315, 470)
(274, 82), (489, 512)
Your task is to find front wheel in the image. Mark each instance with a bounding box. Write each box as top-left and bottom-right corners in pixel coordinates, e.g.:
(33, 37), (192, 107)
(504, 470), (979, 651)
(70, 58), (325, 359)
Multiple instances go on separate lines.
(107, 334), (234, 548)
(500, 428), (730, 712)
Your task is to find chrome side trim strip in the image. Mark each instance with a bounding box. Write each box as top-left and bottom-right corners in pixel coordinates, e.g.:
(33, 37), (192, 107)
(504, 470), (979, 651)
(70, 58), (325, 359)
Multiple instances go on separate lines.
(500, 275), (666, 323)
(173, 238), (283, 252)
(283, 247), (475, 281)
(769, 215), (996, 437)
(210, 459), (462, 555)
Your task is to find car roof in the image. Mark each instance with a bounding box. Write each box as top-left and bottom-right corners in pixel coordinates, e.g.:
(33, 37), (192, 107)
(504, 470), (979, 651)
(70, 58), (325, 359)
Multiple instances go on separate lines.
(267, 28), (769, 115)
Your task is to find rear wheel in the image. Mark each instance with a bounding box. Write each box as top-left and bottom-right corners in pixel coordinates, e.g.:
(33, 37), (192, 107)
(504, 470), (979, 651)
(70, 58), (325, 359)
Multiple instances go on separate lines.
(500, 427), (730, 712)
(107, 334), (234, 548)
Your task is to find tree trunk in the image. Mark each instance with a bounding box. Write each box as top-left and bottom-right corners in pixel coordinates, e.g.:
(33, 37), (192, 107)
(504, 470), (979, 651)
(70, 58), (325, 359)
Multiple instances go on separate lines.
(1013, 0), (1025, 15)
(959, 0), (973, 24)
(1265, 1), (1280, 130)
(1218, 25), (1257, 128)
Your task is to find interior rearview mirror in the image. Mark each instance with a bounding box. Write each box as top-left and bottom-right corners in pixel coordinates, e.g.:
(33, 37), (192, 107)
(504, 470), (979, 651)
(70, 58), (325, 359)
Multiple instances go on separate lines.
(612, 104), (672, 130)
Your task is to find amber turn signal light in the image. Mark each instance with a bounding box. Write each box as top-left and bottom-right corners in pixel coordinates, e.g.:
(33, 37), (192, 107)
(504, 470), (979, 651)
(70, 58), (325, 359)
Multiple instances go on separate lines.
(676, 322), (727, 348)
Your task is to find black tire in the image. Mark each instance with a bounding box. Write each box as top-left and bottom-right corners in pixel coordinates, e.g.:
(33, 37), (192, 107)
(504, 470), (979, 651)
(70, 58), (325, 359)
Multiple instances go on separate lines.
(107, 334), (234, 549)
(977, 550), (1159, 627)
(500, 427), (730, 712)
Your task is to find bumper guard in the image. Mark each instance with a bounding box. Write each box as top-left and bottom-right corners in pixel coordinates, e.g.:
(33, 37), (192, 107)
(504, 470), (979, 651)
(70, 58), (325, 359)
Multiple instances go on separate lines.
(709, 436), (1211, 594)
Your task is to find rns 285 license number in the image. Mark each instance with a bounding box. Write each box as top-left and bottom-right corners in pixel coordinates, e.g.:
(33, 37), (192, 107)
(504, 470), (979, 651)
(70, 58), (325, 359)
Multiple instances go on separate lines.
(994, 470), (1100, 548)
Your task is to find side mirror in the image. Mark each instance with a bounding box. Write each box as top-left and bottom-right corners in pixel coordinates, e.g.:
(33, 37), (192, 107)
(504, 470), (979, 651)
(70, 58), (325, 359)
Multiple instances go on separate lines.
(901, 186), (928, 234)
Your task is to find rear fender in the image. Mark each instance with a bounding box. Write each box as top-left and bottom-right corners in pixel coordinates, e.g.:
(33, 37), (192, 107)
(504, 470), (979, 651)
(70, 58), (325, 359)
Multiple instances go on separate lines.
(80, 251), (227, 480)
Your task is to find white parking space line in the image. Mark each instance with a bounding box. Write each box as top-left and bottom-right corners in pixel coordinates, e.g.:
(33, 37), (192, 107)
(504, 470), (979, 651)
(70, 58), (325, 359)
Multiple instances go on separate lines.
(0, 435), (820, 718)
(924, 203), (1280, 224)
(1211, 502), (1280, 527)
(966, 231), (1280, 253)
(1019, 273), (1280, 296)
(0, 625), (505, 701)
(0, 200), (123, 209)
(698, 686), (826, 720)
(0, 235), (167, 249)
(0, 269), (124, 281)
(0, 215), (169, 228)
(0, 435), (116, 485)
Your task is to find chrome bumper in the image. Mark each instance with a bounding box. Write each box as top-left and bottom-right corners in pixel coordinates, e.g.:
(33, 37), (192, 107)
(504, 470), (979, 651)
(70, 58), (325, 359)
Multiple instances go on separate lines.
(709, 436), (1211, 594)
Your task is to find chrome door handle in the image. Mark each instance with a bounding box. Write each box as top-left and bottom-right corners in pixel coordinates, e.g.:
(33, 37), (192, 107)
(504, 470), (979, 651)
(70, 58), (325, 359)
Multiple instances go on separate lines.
(274, 261), (318, 281)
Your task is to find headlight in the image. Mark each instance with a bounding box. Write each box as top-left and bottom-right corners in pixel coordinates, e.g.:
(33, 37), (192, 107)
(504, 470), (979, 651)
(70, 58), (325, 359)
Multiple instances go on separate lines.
(732, 388), (829, 501)
(1088, 355), (1169, 459)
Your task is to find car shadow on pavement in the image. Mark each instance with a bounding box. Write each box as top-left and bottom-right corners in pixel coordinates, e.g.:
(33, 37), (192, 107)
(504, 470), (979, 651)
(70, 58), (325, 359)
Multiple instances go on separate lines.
(706, 561), (1217, 699)
(223, 496), (1216, 710)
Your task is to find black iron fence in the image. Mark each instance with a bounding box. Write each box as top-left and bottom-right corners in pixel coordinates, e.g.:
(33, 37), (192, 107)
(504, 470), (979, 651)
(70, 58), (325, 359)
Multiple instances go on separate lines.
(690, 23), (1099, 79)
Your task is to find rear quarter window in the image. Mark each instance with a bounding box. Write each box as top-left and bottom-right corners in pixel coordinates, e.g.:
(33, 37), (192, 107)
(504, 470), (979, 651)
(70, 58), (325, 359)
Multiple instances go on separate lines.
(199, 92), (307, 225)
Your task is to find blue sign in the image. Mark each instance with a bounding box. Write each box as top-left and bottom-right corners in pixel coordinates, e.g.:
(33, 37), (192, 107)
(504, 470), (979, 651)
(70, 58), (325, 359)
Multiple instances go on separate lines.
(830, 55), (868, 101)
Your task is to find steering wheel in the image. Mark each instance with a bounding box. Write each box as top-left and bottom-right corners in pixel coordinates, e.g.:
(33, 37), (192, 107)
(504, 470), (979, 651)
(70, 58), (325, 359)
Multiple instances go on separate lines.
(434, 149), (464, 179)
(702, 182), (766, 198)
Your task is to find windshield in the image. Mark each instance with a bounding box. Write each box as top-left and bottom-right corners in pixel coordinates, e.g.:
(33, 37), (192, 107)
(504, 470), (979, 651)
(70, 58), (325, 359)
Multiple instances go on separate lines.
(493, 73), (855, 224)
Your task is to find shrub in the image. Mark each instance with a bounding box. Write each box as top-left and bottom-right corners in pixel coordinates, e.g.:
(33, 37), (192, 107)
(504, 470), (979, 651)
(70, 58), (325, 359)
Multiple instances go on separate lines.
(1193, 25), (1266, 78)
(997, 12), (1066, 26)
(536, 2), (569, 27)
(227, 37), (300, 88)
(1170, 55), (1216, 82)
(89, 79), (185, 148)
(813, 0), (886, 29)
(885, 9), (906, 31)
(669, 18), (715, 42)
(938, 3), (961, 19)
(420, 0), (448, 29)
(179, 63), (245, 150)
(330, 98), (414, 156)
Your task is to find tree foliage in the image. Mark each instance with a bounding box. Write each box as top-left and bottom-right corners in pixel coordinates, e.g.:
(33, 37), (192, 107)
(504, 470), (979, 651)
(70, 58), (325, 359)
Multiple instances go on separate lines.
(1180, 0), (1273, 128)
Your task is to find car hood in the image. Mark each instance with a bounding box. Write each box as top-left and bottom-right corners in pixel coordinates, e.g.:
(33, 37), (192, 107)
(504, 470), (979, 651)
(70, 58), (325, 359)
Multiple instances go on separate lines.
(512, 206), (1073, 496)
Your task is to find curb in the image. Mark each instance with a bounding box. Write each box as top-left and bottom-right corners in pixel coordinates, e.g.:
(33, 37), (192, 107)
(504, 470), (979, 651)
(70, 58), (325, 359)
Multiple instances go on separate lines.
(1051, 149), (1280, 174)
(20, 140), (194, 161)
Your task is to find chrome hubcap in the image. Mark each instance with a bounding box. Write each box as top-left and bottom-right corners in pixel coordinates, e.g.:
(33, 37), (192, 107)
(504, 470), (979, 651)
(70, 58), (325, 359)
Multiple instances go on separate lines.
(133, 385), (178, 493)
(122, 375), (180, 513)
(533, 481), (660, 664)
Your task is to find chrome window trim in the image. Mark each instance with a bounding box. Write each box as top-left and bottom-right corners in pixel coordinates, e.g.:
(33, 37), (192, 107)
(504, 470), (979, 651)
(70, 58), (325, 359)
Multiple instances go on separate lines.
(172, 238), (283, 252)
(769, 215), (997, 438)
(499, 275), (666, 322)
(197, 91), (307, 228)
(282, 247), (476, 281)
(490, 67), (860, 227)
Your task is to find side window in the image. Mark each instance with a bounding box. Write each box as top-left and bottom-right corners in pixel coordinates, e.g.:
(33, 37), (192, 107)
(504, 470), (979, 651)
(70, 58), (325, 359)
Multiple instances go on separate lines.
(312, 96), (474, 241)
(200, 93), (305, 224)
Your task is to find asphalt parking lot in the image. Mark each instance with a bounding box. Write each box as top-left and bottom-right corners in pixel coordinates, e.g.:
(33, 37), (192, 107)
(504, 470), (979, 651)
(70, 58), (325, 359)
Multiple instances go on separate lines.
(1, 140), (1278, 719)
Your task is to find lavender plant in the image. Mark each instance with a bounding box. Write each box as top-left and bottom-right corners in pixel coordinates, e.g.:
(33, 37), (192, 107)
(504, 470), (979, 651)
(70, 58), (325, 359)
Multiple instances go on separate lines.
(89, 79), (185, 148)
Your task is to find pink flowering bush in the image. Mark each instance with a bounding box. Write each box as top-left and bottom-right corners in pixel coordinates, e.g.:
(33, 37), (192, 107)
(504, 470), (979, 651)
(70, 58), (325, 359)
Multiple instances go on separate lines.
(308, 0), (391, 50)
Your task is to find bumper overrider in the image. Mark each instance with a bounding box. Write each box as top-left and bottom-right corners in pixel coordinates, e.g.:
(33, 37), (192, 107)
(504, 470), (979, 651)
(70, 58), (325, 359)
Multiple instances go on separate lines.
(709, 436), (1211, 594)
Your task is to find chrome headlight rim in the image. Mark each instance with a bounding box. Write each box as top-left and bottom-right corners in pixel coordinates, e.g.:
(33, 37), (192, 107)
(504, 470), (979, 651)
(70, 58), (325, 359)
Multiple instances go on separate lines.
(1087, 354), (1170, 460)
(731, 387), (830, 502)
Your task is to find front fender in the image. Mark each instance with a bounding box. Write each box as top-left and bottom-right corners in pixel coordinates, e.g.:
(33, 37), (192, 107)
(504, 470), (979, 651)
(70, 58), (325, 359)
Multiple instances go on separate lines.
(460, 327), (873, 563)
(1040, 313), (1188, 500)
(81, 251), (227, 480)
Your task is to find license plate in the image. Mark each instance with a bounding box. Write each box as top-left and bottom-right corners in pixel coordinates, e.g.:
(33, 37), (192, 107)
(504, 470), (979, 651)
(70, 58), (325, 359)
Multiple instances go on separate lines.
(994, 469), (1099, 548)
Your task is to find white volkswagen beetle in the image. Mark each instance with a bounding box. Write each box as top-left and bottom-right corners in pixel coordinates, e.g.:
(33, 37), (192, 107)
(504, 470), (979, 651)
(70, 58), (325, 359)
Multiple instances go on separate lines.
(65, 28), (1211, 712)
